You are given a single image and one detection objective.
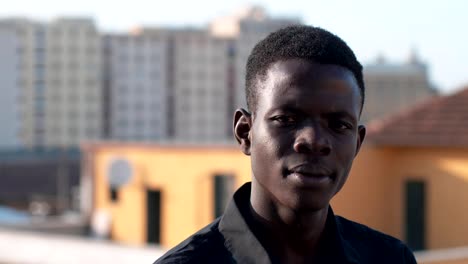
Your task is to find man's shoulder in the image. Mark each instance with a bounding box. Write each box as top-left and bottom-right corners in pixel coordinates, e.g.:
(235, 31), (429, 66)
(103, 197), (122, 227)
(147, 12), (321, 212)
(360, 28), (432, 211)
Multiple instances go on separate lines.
(335, 216), (416, 263)
(154, 218), (232, 264)
(336, 215), (402, 245)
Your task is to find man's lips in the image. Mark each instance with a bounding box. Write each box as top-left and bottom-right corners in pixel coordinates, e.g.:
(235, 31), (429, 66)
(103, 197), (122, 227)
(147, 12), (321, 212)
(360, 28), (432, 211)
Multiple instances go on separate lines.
(288, 164), (333, 178)
(286, 164), (334, 187)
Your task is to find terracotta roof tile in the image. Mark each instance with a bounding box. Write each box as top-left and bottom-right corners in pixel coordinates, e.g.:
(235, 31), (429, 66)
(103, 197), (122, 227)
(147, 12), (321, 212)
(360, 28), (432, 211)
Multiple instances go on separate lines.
(367, 86), (468, 147)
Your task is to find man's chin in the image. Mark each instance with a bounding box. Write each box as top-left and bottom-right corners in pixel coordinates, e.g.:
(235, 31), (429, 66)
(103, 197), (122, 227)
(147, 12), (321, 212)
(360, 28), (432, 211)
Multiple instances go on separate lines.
(282, 193), (331, 213)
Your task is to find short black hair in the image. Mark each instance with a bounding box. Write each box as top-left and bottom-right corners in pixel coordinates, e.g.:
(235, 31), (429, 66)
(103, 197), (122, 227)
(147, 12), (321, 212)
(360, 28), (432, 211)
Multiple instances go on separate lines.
(245, 25), (365, 113)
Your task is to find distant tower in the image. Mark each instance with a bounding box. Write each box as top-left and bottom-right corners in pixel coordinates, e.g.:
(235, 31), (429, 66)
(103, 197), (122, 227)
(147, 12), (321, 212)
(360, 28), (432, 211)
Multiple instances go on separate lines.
(362, 50), (437, 123)
(407, 46), (421, 65)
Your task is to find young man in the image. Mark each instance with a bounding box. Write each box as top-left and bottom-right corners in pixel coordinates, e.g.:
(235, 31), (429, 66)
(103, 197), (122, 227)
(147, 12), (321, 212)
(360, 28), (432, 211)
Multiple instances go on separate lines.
(155, 25), (417, 264)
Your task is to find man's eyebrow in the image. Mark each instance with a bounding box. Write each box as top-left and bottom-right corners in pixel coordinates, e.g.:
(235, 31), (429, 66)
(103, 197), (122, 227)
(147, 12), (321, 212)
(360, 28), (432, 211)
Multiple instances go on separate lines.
(325, 111), (357, 123)
(266, 104), (303, 114)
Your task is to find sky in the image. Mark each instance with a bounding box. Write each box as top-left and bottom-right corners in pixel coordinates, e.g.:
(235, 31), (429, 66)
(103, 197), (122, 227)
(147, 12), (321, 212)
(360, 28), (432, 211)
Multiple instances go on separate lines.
(1, 0), (467, 94)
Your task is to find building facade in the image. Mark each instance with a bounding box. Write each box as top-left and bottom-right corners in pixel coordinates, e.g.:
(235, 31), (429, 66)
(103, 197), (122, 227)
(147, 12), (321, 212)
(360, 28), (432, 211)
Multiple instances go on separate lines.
(105, 6), (299, 144)
(46, 18), (102, 147)
(103, 30), (168, 142)
(170, 29), (233, 143)
(0, 18), (102, 148)
(0, 26), (20, 148)
(0, 19), (46, 147)
(0, 8), (298, 147)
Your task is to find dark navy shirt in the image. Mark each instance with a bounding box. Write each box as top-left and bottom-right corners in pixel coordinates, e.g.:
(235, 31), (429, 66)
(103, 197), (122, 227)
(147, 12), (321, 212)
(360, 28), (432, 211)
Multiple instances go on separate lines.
(155, 183), (417, 264)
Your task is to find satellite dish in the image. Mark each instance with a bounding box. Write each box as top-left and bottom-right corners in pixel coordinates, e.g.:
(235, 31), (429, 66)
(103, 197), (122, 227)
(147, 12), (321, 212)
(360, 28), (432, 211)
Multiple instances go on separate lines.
(107, 158), (133, 188)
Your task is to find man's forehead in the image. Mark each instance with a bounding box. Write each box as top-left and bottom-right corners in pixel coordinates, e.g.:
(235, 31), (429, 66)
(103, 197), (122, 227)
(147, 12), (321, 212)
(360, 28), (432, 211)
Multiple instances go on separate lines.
(252, 59), (361, 114)
(268, 59), (355, 81)
(258, 59), (355, 90)
(253, 59), (362, 109)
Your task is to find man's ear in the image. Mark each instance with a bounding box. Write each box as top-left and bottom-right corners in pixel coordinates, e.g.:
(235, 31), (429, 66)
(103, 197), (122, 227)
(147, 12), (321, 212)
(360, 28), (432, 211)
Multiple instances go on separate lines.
(233, 108), (252, 156)
(355, 125), (366, 156)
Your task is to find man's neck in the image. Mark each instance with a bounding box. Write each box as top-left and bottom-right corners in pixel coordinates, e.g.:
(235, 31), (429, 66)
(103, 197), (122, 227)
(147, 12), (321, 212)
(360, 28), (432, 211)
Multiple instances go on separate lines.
(249, 180), (329, 262)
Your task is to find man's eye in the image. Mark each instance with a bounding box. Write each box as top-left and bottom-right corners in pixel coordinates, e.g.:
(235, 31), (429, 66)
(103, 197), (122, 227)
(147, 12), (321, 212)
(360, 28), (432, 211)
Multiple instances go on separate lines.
(272, 115), (297, 125)
(329, 120), (352, 132)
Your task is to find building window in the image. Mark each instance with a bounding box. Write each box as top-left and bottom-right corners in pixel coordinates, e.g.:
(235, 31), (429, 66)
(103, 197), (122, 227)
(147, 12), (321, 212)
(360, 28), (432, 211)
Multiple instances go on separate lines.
(51, 28), (62, 37)
(146, 189), (161, 244)
(405, 180), (426, 251)
(68, 78), (79, 87)
(68, 126), (78, 137)
(68, 27), (79, 37)
(213, 174), (234, 218)
(69, 62), (79, 71)
(51, 45), (62, 54)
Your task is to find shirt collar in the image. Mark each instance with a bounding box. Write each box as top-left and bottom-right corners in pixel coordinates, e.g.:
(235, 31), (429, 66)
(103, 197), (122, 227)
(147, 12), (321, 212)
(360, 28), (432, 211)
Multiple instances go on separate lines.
(219, 183), (271, 263)
(219, 182), (361, 264)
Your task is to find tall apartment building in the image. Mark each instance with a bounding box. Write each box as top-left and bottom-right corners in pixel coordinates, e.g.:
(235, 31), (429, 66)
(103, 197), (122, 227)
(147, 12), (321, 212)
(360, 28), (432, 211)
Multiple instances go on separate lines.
(170, 29), (233, 143)
(46, 18), (102, 147)
(103, 30), (168, 142)
(0, 7), (299, 147)
(362, 53), (437, 123)
(0, 19), (46, 148)
(0, 18), (101, 148)
(104, 28), (232, 143)
(0, 26), (20, 148)
(103, 6), (298, 144)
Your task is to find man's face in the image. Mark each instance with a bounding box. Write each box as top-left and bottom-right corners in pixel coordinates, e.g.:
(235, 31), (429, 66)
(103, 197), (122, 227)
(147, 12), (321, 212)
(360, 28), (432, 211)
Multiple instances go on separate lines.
(242, 58), (365, 212)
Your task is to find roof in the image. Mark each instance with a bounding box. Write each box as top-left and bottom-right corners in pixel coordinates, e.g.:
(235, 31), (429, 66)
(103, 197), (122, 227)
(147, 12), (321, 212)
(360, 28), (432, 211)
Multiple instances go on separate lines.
(0, 147), (80, 162)
(364, 63), (426, 75)
(367, 86), (468, 147)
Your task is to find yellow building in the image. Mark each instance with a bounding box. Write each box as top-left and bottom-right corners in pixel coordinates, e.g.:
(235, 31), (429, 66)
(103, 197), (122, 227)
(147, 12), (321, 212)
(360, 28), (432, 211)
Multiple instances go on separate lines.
(82, 88), (468, 263)
(82, 144), (251, 247)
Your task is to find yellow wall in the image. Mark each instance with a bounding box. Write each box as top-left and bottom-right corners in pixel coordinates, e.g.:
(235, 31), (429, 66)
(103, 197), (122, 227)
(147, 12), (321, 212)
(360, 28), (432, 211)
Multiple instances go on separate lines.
(334, 146), (468, 250)
(332, 146), (398, 235)
(88, 143), (468, 250)
(91, 145), (251, 248)
(391, 148), (468, 249)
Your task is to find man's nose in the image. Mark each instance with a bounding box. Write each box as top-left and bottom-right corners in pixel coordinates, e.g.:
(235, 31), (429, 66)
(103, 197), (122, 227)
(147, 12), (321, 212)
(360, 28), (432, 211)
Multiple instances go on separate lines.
(293, 122), (331, 155)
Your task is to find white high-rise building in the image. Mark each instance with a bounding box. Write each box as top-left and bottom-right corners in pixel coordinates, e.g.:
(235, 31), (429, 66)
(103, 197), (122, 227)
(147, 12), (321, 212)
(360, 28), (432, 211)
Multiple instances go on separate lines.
(46, 18), (102, 147)
(0, 18), (48, 147)
(103, 29), (169, 141)
(0, 18), (102, 148)
(171, 29), (233, 143)
(0, 26), (20, 148)
(104, 27), (235, 143)
(0, 7), (300, 147)
(104, 6), (298, 144)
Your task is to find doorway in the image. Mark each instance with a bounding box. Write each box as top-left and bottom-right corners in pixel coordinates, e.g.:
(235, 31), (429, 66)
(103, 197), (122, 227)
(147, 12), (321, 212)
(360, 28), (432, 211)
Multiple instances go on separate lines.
(147, 189), (161, 244)
(405, 180), (426, 250)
